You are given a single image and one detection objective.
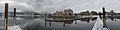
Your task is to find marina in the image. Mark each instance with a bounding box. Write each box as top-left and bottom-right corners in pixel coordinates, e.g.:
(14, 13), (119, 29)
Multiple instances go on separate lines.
(0, 0), (120, 30)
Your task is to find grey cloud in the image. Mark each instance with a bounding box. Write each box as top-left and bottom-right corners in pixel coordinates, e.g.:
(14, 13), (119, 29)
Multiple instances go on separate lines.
(0, 0), (120, 13)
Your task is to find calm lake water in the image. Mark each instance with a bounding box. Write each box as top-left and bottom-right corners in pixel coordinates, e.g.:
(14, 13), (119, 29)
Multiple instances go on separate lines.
(0, 16), (120, 30)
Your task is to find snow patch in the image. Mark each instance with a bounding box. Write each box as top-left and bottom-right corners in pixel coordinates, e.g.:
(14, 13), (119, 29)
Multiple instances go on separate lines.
(92, 17), (109, 30)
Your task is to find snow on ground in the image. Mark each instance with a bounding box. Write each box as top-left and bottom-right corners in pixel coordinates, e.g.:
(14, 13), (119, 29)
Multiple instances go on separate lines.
(8, 25), (22, 30)
(92, 17), (109, 30)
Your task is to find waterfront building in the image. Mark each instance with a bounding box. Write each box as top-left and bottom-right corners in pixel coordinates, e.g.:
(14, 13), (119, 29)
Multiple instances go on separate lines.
(91, 11), (97, 15)
(51, 9), (74, 17)
(78, 10), (90, 15)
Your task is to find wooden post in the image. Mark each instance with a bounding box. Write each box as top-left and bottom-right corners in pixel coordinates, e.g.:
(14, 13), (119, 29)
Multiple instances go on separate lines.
(45, 21), (46, 26)
(63, 22), (65, 27)
(103, 7), (105, 19)
(102, 7), (107, 28)
(98, 12), (102, 19)
(75, 21), (77, 24)
(49, 21), (51, 27)
(13, 8), (16, 25)
(4, 3), (9, 30)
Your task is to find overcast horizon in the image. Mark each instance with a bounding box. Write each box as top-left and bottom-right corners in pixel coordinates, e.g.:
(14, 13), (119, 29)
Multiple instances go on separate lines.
(0, 0), (120, 13)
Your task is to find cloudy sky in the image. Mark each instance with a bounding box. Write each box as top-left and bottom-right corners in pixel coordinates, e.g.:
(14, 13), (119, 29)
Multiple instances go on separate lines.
(0, 0), (120, 13)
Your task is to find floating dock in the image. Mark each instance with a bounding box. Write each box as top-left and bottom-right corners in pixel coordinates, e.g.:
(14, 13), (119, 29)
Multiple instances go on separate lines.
(45, 18), (74, 22)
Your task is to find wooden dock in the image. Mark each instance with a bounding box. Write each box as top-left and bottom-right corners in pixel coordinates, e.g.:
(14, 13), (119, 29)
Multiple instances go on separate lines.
(45, 18), (74, 22)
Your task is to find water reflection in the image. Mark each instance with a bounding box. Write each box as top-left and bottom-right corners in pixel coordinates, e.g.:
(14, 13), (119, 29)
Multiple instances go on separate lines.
(0, 15), (119, 30)
(108, 17), (117, 21)
(45, 17), (98, 27)
(10, 16), (40, 19)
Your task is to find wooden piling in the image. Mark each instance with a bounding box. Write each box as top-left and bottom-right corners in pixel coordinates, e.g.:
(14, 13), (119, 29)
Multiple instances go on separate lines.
(45, 21), (46, 26)
(103, 7), (106, 19)
(75, 21), (77, 24)
(13, 8), (16, 25)
(102, 7), (107, 28)
(4, 3), (9, 30)
(98, 12), (102, 19)
(49, 21), (51, 27)
(63, 22), (65, 27)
